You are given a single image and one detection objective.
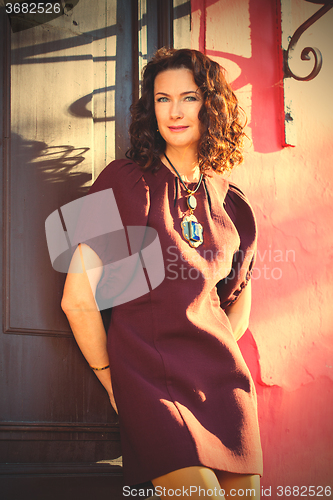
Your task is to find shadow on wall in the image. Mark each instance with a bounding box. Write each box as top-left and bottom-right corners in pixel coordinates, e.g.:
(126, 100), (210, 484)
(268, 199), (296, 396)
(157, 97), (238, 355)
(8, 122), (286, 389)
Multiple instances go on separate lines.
(11, 132), (90, 195)
(6, 0), (133, 158)
(9, 132), (90, 332)
(193, 0), (284, 153)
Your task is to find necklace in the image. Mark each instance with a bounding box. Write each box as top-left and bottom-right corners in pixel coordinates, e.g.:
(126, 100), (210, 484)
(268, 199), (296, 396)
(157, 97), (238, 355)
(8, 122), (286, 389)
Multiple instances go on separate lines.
(164, 153), (204, 248)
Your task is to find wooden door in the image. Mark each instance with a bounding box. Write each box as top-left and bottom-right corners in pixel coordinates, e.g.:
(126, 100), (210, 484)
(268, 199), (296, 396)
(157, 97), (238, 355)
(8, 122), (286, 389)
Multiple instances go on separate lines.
(0, 1), (190, 498)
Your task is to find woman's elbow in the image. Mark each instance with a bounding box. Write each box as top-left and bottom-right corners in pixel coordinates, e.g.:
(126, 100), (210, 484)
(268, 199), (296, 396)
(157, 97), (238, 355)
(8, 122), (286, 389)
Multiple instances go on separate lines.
(61, 291), (93, 316)
(61, 294), (71, 315)
(234, 319), (249, 341)
(60, 290), (87, 316)
(227, 312), (249, 341)
(61, 293), (76, 316)
(61, 272), (98, 315)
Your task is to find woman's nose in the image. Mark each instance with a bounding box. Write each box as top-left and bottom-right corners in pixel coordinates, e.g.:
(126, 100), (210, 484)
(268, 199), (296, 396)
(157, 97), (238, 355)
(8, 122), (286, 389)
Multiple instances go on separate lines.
(170, 101), (183, 120)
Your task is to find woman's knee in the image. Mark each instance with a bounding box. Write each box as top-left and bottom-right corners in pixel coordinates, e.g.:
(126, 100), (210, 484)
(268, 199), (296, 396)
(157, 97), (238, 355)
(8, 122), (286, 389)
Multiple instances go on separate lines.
(151, 466), (224, 499)
(215, 471), (260, 500)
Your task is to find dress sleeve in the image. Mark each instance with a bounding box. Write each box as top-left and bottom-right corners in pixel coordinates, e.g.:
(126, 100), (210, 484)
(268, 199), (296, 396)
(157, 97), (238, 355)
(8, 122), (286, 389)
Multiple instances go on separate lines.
(72, 159), (150, 311)
(216, 182), (257, 310)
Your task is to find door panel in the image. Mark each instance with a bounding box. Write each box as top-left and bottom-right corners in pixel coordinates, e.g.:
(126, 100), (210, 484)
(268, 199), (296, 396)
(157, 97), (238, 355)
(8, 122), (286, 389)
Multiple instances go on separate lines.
(0, 0), (189, 496)
(0, 0), (128, 470)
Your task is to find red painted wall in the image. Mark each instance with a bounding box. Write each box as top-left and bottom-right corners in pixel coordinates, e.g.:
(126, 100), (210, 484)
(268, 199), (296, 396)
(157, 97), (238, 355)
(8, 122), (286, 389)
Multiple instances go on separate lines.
(191, 0), (333, 494)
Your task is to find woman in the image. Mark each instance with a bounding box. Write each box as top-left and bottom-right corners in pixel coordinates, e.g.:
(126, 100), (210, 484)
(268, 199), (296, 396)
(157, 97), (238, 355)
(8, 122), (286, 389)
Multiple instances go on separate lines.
(61, 48), (263, 499)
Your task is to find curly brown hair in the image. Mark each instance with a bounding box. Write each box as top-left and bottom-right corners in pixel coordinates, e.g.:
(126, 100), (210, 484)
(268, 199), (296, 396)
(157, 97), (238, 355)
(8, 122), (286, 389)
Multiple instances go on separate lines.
(126, 47), (246, 174)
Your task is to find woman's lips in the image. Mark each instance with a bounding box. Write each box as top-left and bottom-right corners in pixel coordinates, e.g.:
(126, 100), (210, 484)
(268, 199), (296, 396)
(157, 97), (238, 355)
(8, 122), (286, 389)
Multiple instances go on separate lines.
(168, 126), (189, 132)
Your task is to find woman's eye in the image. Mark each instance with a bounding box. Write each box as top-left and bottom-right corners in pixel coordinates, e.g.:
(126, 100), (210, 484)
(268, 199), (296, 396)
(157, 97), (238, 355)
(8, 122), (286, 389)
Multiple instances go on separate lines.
(157, 97), (169, 103)
(184, 96), (198, 102)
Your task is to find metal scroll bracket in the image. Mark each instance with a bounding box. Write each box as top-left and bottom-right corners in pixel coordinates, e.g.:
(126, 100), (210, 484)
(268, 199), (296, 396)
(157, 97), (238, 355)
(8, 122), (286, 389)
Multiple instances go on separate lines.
(280, 0), (333, 146)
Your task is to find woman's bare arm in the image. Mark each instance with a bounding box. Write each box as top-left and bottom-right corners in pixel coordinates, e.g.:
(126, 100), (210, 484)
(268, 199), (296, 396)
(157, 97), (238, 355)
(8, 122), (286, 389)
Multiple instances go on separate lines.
(224, 281), (252, 341)
(61, 243), (118, 413)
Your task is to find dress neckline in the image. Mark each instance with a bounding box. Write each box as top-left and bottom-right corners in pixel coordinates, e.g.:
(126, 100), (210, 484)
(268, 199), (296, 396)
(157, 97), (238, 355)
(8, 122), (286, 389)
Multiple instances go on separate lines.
(158, 157), (202, 187)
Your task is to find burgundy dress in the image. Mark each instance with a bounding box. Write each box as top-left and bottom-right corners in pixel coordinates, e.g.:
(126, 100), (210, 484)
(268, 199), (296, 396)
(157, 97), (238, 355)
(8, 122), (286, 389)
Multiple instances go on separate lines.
(82, 158), (263, 485)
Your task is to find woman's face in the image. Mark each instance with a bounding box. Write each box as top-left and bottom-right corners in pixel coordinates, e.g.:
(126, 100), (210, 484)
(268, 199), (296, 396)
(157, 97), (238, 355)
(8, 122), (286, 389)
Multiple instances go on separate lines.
(154, 68), (203, 154)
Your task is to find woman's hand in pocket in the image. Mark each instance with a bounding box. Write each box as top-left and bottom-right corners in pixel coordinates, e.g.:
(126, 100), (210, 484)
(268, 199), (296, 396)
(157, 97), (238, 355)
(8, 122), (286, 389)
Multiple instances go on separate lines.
(109, 392), (118, 414)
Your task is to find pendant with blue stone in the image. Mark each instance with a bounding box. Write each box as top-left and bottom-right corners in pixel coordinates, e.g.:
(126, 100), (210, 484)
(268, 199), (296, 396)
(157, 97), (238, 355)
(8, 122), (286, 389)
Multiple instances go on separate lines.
(181, 213), (203, 248)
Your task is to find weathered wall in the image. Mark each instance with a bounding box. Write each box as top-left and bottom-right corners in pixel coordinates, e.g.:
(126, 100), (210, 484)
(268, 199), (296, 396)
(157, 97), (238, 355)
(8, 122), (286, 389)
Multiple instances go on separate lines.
(191, 0), (333, 493)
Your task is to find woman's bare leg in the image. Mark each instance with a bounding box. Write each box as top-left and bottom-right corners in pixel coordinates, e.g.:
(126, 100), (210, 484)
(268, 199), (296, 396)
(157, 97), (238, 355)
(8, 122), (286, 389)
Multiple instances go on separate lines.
(152, 466), (225, 499)
(216, 470), (260, 500)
